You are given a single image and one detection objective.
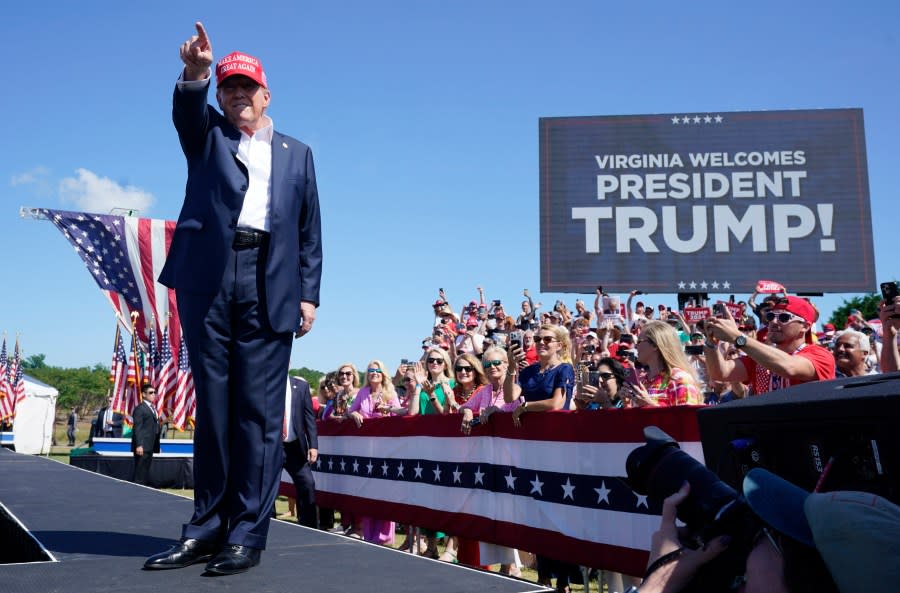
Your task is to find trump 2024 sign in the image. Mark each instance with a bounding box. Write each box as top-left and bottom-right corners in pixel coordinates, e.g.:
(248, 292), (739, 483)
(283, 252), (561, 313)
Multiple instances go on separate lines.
(539, 109), (875, 294)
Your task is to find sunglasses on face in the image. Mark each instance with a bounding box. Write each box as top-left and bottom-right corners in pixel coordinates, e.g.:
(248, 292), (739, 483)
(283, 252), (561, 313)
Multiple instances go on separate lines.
(598, 372), (615, 381)
(426, 357), (444, 365)
(367, 368), (383, 374)
(339, 371), (354, 376)
(536, 336), (558, 345)
(765, 311), (803, 324)
(483, 359), (504, 368)
(454, 365), (474, 373)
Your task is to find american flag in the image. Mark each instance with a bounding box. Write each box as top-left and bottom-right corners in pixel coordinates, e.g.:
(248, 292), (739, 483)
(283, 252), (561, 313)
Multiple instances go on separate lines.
(285, 408), (704, 577)
(109, 327), (128, 417)
(1, 340), (25, 420)
(147, 320), (159, 388)
(154, 325), (177, 422)
(44, 208), (196, 426)
(172, 336), (195, 431)
(0, 337), (10, 420)
(123, 332), (142, 424)
(43, 208), (183, 367)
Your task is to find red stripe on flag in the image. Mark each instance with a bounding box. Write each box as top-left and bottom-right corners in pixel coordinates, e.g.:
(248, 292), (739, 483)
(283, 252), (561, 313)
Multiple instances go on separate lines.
(137, 218), (158, 344)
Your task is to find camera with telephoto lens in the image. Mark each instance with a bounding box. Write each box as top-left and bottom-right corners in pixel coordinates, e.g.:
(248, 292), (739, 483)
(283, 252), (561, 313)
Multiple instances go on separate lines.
(626, 426), (760, 593)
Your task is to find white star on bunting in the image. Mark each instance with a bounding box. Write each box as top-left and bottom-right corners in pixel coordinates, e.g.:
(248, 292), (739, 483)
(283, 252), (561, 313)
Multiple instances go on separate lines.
(562, 478), (576, 500)
(594, 481), (611, 505)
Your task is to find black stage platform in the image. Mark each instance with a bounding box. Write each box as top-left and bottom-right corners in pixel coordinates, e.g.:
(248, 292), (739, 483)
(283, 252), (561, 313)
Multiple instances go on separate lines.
(0, 449), (548, 593)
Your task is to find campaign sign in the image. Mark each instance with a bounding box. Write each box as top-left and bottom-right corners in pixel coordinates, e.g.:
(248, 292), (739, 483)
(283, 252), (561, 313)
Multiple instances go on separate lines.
(539, 109), (875, 294)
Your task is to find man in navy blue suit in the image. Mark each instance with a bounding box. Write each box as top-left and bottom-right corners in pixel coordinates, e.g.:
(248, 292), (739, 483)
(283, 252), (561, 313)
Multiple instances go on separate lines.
(282, 376), (319, 529)
(146, 21), (322, 575)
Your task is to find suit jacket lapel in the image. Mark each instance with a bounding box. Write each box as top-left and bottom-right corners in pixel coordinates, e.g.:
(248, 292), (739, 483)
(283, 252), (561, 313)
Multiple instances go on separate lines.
(270, 131), (288, 219)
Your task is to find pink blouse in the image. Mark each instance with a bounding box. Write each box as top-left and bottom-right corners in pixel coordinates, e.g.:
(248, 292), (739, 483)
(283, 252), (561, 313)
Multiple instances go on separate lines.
(348, 386), (401, 419)
(461, 383), (522, 413)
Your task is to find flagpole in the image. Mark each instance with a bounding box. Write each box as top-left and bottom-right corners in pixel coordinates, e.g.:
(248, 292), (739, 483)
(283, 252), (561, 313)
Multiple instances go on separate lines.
(130, 311), (142, 400)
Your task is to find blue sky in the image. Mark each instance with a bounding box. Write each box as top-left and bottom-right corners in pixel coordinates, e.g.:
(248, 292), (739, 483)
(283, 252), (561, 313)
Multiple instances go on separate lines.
(3, 1), (898, 374)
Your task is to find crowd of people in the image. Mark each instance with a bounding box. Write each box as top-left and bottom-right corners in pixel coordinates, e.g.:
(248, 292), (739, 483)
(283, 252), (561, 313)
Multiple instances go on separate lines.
(300, 284), (900, 593)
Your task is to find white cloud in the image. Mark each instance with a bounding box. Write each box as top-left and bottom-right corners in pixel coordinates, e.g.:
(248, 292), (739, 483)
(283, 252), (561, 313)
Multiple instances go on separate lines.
(58, 168), (155, 215)
(10, 166), (51, 186)
(10, 166), (55, 198)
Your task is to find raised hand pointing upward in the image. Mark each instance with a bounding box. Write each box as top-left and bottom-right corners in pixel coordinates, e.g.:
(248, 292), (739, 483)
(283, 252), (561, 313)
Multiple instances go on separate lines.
(180, 21), (213, 80)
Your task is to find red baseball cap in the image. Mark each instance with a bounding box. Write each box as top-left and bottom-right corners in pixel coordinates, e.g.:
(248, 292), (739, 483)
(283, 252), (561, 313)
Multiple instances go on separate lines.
(216, 51), (268, 88)
(771, 296), (818, 325)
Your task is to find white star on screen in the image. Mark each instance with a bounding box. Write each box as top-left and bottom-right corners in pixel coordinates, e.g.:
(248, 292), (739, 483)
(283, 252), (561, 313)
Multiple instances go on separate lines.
(671, 116), (680, 124)
(339, 459), (346, 472)
(432, 465), (442, 482)
(703, 115), (712, 123)
(414, 463), (423, 479)
(634, 492), (649, 509)
(474, 467), (485, 485)
(397, 462), (405, 478)
(352, 459), (360, 473)
(452, 467), (462, 483)
(381, 461), (389, 476)
(366, 461), (374, 475)
(714, 115), (723, 123)
(530, 475), (544, 496)
(504, 470), (517, 490)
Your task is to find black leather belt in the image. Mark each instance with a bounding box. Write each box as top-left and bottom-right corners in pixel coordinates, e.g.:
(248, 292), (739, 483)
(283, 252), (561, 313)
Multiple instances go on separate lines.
(232, 228), (269, 249)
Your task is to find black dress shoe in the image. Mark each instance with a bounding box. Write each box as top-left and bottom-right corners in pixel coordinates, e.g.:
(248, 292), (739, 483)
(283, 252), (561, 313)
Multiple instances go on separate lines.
(204, 544), (261, 575)
(144, 538), (219, 570)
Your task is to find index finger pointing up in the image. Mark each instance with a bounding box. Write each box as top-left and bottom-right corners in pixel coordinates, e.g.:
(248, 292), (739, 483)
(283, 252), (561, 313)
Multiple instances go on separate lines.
(195, 21), (210, 48)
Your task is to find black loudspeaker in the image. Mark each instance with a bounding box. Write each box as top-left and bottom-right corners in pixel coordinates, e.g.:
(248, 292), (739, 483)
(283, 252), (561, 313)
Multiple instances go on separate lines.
(698, 372), (900, 504)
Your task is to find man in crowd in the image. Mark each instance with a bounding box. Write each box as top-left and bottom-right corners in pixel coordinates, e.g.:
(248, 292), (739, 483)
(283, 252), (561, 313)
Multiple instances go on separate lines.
(131, 384), (161, 486)
(148, 21), (322, 575)
(282, 376), (319, 529)
(66, 407), (78, 447)
(704, 296), (835, 395)
(833, 330), (874, 377)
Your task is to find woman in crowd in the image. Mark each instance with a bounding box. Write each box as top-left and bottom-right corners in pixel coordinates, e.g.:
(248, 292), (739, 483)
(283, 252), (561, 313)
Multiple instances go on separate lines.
(408, 347), (456, 416)
(508, 324), (575, 422)
(457, 346), (523, 575)
(407, 348), (456, 556)
(628, 320), (701, 407)
(460, 347), (522, 432)
(344, 360), (401, 545)
(574, 356), (628, 410)
(506, 324), (576, 593)
(452, 353), (487, 409)
(324, 363), (360, 421)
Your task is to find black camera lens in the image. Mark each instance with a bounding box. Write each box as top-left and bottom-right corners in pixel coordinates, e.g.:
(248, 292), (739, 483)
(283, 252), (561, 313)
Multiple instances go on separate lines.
(626, 427), (740, 532)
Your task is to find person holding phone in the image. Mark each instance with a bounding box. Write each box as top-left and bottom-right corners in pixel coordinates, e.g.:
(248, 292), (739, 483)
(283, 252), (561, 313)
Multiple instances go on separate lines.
(575, 357), (628, 409)
(878, 290), (900, 372)
(625, 321), (701, 407)
(705, 296), (834, 395)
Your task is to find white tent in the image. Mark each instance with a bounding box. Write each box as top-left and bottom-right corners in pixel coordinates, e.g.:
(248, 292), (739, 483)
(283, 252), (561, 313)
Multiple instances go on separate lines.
(11, 374), (59, 454)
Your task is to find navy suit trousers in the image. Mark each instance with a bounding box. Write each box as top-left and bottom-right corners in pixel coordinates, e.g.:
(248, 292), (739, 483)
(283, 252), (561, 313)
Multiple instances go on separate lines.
(177, 240), (292, 550)
(283, 440), (318, 529)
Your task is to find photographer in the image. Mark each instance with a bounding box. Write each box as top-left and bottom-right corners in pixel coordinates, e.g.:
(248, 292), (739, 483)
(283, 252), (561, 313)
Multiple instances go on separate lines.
(633, 469), (899, 593)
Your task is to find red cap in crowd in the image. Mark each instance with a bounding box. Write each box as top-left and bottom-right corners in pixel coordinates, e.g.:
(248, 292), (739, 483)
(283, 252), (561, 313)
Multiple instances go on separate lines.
(771, 296), (818, 325)
(216, 51), (268, 88)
